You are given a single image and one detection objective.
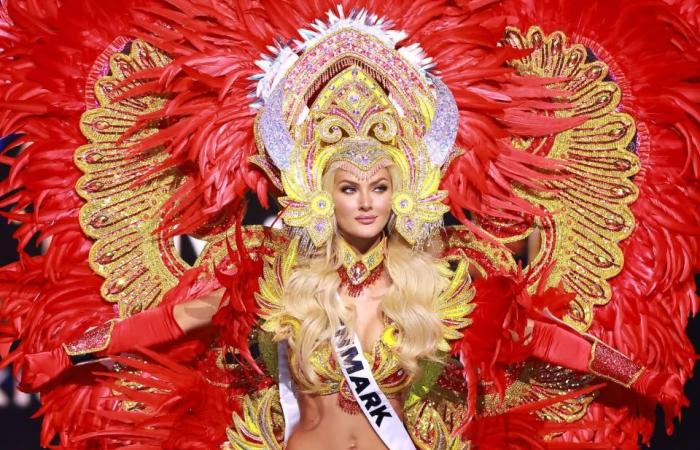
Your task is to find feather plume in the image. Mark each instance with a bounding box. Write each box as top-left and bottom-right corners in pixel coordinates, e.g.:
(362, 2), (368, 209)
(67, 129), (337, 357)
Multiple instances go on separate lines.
(498, 0), (700, 445)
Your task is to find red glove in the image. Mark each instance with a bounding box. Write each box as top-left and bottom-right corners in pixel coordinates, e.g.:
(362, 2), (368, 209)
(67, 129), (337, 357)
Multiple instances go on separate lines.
(19, 303), (184, 391)
(102, 302), (184, 355)
(588, 341), (687, 430)
(529, 319), (592, 373)
(632, 367), (687, 432)
(19, 347), (73, 392)
(529, 319), (686, 418)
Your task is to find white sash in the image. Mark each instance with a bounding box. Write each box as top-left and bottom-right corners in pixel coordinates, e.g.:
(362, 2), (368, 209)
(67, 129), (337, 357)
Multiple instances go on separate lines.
(277, 340), (300, 442)
(332, 320), (416, 449)
(277, 325), (415, 449)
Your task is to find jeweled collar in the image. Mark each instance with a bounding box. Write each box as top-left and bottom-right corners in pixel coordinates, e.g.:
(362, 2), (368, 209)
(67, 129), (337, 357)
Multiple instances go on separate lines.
(337, 235), (386, 297)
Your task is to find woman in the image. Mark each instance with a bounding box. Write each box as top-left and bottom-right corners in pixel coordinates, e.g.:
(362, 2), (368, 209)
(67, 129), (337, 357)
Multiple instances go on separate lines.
(280, 151), (447, 450)
(17, 71), (683, 450)
(2, 2), (697, 449)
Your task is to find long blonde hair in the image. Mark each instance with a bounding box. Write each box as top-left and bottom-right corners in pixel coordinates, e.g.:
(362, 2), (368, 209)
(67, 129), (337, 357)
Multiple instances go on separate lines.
(279, 232), (446, 388)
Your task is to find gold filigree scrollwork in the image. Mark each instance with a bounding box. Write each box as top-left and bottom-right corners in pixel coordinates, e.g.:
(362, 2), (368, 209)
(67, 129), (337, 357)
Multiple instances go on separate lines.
(77, 39), (277, 318)
(443, 226), (517, 277)
(405, 397), (471, 450)
(225, 386), (285, 450)
(504, 27), (640, 332)
(480, 362), (596, 424)
(76, 39), (179, 317)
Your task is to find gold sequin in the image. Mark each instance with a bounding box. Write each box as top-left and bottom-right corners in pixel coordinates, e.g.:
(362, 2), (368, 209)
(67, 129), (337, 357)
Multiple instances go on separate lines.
(505, 27), (639, 332)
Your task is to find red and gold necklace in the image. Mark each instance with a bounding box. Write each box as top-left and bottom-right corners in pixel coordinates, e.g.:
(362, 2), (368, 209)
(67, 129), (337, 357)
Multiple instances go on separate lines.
(337, 236), (386, 297)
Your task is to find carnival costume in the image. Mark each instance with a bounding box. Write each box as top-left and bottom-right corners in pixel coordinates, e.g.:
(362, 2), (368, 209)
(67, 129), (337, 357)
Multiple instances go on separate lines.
(0, 0), (699, 449)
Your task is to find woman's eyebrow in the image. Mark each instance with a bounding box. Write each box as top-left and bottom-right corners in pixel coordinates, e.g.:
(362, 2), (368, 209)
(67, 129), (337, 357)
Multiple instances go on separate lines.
(370, 177), (389, 185)
(337, 179), (359, 186)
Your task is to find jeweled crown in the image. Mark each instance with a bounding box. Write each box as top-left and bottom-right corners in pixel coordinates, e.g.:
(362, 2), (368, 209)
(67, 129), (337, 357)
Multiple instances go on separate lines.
(251, 8), (457, 250)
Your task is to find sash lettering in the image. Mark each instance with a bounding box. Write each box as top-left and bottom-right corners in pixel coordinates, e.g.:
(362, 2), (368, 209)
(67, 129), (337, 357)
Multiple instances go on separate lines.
(340, 346), (363, 374)
(332, 318), (416, 449)
(349, 376), (370, 393)
(369, 404), (392, 427)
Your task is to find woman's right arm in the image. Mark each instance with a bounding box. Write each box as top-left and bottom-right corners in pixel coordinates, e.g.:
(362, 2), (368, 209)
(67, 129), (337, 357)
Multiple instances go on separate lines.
(20, 288), (225, 391)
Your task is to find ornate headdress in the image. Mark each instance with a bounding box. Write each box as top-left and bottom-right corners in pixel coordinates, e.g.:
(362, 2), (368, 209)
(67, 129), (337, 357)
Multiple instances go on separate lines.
(2, 2), (699, 450)
(251, 8), (457, 250)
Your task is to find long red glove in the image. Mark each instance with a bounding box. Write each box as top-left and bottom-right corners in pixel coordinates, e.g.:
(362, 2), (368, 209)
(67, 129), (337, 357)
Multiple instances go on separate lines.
(529, 320), (592, 373)
(19, 303), (184, 391)
(530, 320), (684, 412)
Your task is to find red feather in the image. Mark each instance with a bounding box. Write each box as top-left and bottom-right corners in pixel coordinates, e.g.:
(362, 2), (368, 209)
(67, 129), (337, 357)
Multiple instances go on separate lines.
(497, 0), (700, 445)
(213, 223), (268, 371)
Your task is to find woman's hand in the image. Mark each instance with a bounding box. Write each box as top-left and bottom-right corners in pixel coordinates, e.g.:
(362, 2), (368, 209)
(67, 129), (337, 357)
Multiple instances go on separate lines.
(632, 367), (687, 428)
(173, 287), (225, 332)
(19, 347), (73, 391)
(17, 287), (225, 392)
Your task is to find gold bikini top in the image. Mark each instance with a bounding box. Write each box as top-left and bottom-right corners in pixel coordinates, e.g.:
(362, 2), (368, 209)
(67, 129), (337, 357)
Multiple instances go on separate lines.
(287, 321), (411, 413)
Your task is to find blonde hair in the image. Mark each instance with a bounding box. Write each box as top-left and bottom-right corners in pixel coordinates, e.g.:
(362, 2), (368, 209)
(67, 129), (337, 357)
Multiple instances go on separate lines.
(279, 229), (446, 390)
(274, 150), (447, 388)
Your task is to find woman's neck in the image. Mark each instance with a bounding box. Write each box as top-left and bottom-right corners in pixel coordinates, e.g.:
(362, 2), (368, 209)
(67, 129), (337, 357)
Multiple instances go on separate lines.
(338, 231), (383, 255)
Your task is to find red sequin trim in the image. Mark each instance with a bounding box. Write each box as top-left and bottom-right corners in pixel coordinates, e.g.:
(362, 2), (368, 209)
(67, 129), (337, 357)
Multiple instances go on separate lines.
(337, 264), (384, 297)
(338, 381), (362, 414)
(588, 341), (643, 387)
(63, 320), (115, 356)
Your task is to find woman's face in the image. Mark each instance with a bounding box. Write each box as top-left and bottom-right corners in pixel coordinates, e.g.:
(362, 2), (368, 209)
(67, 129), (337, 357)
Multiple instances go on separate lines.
(332, 167), (393, 251)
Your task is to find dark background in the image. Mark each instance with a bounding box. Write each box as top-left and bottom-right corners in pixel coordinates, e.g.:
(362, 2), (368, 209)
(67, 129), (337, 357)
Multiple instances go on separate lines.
(0, 142), (698, 448)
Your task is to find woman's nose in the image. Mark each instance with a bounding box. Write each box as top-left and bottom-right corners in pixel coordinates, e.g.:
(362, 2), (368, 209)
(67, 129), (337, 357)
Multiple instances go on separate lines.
(359, 189), (372, 210)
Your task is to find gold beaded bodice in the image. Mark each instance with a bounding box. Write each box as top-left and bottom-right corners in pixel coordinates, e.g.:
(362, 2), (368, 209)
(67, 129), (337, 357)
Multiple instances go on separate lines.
(288, 321), (412, 412)
(255, 236), (474, 413)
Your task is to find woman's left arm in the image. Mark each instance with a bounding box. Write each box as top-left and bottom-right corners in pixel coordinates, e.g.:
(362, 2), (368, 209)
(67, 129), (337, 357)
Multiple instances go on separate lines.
(529, 319), (686, 415)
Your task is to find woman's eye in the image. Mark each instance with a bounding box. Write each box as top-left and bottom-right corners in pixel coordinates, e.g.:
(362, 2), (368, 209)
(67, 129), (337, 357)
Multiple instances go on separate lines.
(340, 186), (356, 194)
(374, 184), (388, 192)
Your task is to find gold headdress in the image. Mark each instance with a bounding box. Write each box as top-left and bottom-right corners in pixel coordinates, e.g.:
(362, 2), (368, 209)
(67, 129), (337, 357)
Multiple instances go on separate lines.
(252, 10), (458, 250)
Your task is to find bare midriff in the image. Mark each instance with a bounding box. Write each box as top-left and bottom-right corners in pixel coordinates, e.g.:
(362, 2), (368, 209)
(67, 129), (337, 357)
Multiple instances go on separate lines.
(286, 392), (405, 450)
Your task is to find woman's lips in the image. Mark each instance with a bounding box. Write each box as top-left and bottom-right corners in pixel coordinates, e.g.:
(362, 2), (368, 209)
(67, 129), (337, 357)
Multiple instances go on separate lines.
(355, 216), (377, 225)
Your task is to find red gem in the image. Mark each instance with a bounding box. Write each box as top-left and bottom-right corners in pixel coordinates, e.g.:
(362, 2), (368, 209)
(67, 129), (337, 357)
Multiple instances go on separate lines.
(349, 262), (367, 284)
(338, 264), (384, 297)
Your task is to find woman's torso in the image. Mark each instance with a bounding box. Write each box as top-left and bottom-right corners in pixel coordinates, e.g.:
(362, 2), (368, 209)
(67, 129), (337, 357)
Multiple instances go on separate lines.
(286, 393), (405, 450)
(286, 277), (408, 450)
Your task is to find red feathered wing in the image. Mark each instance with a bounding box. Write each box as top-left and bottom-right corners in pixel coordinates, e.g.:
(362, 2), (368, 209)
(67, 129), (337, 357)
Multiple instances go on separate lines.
(1, 1), (698, 449)
(0, 2), (147, 446)
(474, 1), (700, 447)
(0, 1), (272, 447)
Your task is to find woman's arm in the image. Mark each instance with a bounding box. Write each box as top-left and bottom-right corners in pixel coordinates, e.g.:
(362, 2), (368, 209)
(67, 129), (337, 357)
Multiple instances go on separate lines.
(19, 288), (225, 391)
(529, 319), (684, 414)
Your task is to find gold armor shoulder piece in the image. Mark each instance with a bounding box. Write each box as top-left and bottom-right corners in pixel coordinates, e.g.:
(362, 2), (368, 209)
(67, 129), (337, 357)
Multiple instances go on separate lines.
(255, 236), (301, 334)
(225, 386), (284, 450)
(434, 255), (476, 352)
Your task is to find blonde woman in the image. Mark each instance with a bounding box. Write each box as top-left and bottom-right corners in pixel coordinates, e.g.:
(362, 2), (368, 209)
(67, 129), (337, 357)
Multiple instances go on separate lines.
(18, 141), (682, 450)
(281, 153), (446, 450)
(4, 3), (694, 450)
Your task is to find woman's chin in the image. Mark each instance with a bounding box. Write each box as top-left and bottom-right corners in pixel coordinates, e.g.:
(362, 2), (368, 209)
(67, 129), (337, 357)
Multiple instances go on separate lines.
(344, 227), (383, 241)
